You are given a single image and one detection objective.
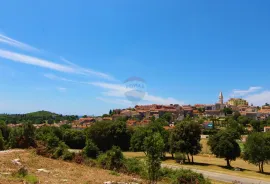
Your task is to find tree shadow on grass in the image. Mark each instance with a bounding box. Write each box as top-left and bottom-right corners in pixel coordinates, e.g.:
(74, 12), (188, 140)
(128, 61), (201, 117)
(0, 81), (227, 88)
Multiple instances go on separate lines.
(172, 161), (270, 175)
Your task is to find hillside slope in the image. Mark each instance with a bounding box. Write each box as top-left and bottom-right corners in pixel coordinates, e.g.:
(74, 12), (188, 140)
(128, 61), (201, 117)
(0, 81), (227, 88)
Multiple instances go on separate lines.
(0, 150), (144, 184)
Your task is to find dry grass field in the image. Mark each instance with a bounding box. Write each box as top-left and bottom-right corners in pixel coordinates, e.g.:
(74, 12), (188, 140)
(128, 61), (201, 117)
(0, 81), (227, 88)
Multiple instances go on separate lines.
(0, 150), (145, 184)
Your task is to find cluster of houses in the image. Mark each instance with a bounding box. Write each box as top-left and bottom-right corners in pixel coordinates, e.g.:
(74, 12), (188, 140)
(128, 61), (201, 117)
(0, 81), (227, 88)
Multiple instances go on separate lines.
(6, 92), (270, 132)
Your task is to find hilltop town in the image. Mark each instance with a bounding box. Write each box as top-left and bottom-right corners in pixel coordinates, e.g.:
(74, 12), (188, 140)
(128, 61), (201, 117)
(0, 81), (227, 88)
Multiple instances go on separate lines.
(4, 92), (270, 133)
(68, 92), (270, 132)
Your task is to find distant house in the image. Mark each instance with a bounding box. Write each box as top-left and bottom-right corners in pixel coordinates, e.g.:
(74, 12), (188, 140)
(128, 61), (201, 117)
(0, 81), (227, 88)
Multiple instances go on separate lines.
(264, 126), (270, 132)
(79, 117), (95, 124)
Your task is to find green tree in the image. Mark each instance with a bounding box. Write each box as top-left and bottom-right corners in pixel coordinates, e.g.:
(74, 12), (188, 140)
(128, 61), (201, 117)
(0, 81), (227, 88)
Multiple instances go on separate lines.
(83, 139), (99, 158)
(208, 130), (241, 167)
(109, 109), (113, 115)
(161, 112), (173, 123)
(62, 129), (86, 149)
(86, 120), (131, 151)
(0, 130), (4, 150)
(144, 132), (164, 184)
(243, 132), (270, 173)
(0, 121), (10, 141)
(250, 120), (261, 132)
(169, 121), (201, 163)
(237, 116), (249, 127)
(223, 107), (233, 115)
(8, 128), (22, 148)
(130, 126), (148, 153)
(130, 121), (169, 157)
(21, 122), (36, 148)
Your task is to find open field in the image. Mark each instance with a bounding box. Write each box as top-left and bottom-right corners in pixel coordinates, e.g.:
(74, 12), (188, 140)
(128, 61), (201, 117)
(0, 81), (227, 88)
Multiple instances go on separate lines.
(123, 152), (270, 182)
(0, 150), (145, 184)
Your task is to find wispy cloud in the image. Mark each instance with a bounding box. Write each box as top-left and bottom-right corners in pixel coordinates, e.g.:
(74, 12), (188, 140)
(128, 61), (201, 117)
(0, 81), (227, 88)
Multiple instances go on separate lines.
(91, 81), (184, 105)
(0, 33), (39, 52)
(0, 49), (114, 80)
(0, 34), (114, 80)
(60, 57), (115, 81)
(231, 86), (262, 97)
(44, 74), (184, 105)
(0, 49), (77, 73)
(57, 87), (67, 92)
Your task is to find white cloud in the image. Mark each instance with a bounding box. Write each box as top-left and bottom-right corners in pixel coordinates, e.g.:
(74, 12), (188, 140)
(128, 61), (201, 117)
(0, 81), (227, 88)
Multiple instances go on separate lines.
(0, 49), (76, 73)
(0, 49), (114, 80)
(0, 33), (39, 52)
(232, 86), (262, 97)
(57, 87), (67, 92)
(91, 81), (184, 105)
(245, 91), (270, 106)
(60, 57), (115, 81)
(0, 34), (114, 80)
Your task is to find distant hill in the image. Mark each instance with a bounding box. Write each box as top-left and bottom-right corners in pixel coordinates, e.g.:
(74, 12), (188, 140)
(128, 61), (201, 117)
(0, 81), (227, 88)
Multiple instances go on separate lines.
(26, 110), (59, 117)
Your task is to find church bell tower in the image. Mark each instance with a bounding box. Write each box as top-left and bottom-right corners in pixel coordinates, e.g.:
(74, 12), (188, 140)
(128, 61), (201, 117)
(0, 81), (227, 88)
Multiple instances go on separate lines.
(219, 92), (223, 105)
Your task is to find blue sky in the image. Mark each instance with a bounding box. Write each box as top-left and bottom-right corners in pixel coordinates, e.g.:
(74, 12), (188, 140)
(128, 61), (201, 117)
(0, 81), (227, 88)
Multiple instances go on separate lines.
(1, 0), (270, 115)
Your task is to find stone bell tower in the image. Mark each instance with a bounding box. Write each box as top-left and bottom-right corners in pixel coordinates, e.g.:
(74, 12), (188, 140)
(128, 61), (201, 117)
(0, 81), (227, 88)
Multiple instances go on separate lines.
(219, 92), (223, 105)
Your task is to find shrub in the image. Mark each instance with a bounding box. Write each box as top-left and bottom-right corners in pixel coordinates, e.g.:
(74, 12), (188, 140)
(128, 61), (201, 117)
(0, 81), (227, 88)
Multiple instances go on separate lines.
(46, 134), (60, 149)
(123, 158), (145, 176)
(24, 174), (39, 184)
(159, 168), (211, 184)
(97, 146), (124, 170)
(62, 150), (74, 161)
(83, 139), (99, 158)
(52, 141), (69, 159)
(175, 152), (186, 164)
(173, 169), (211, 184)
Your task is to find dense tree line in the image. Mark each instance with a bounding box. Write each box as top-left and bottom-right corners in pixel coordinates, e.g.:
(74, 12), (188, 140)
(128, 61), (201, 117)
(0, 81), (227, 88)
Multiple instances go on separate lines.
(0, 111), (78, 124)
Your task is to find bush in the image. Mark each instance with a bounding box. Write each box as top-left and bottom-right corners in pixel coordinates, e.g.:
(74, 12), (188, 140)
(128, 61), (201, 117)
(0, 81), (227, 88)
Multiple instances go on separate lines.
(173, 169), (211, 184)
(97, 146), (124, 170)
(159, 168), (211, 184)
(62, 150), (74, 161)
(175, 152), (186, 164)
(52, 141), (69, 159)
(123, 158), (146, 176)
(83, 139), (99, 158)
(24, 174), (39, 184)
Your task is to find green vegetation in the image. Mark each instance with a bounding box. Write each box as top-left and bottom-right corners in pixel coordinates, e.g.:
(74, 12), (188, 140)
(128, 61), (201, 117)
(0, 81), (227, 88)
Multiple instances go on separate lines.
(83, 139), (99, 158)
(86, 120), (131, 151)
(159, 167), (211, 184)
(243, 132), (270, 173)
(208, 130), (241, 167)
(144, 132), (164, 183)
(97, 146), (124, 171)
(0, 130), (4, 150)
(0, 110), (78, 124)
(169, 121), (201, 163)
